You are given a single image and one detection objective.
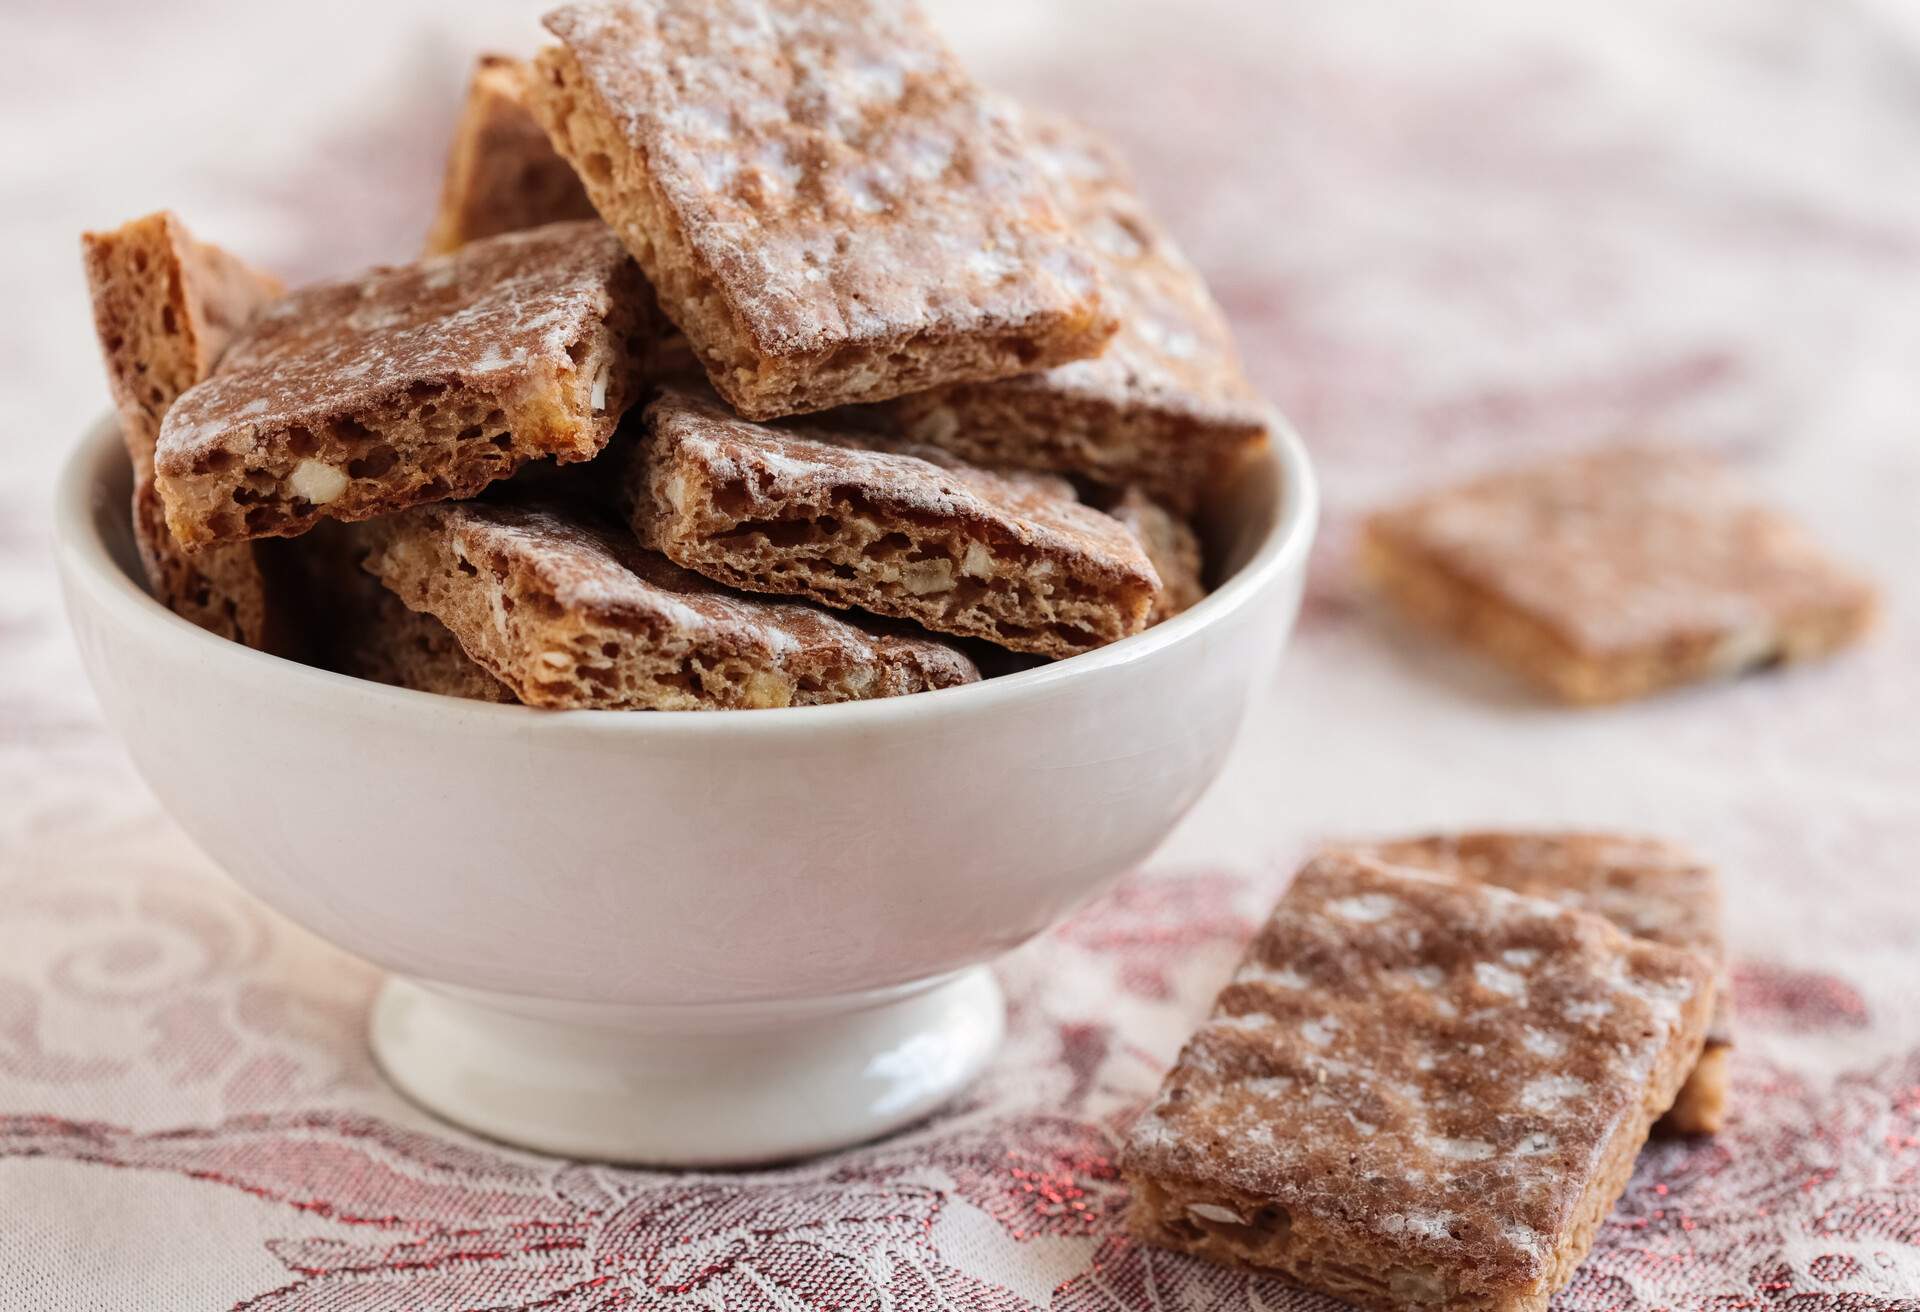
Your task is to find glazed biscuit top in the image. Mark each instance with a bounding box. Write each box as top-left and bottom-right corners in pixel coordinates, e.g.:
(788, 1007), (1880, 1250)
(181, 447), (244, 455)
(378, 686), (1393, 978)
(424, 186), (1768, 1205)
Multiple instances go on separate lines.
(1357, 832), (1730, 1046)
(1360, 833), (1720, 968)
(647, 393), (1159, 583)
(395, 500), (980, 674)
(542, 0), (1106, 355)
(1366, 447), (1876, 655)
(158, 222), (630, 468)
(1014, 113), (1264, 421)
(1123, 854), (1713, 1291)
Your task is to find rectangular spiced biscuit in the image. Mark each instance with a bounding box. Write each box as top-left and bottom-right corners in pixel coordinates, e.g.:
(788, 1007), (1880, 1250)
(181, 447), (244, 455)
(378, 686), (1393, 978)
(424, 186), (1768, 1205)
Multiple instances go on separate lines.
(361, 500), (980, 710)
(423, 54), (600, 256)
(864, 113), (1267, 512)
(1107, 487), (1205, 625)
(1122, 852), (1715, 1312)
(346, 587), (519, 703)
(1361, 446), (1879, 704)
(1356, 831), (1732, 1135)
(290, 524), (516, 703)
(527, 0), (1115, 420)
(82, 211), (290, 650)
(633, 391), (1160, 658)
(156, 221), (652, 547)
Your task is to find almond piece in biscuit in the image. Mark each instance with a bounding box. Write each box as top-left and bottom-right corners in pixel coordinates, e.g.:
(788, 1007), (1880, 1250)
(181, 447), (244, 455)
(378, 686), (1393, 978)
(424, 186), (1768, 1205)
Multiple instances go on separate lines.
(1352, 831), (1731, 1135)
(1361, 446), (1879, 704)
(155, 221), (654, 547)
(525, 0), (1115, 420)
(1107, 487), (1205, 625)
(81, 211), (289, 650)
(423, 54), (599, 256)
(864, 112), (1268, 513)
(361, 500), (980, 710)
(633, 391), (1160, 659)
(1121, 852), (1715, 1312)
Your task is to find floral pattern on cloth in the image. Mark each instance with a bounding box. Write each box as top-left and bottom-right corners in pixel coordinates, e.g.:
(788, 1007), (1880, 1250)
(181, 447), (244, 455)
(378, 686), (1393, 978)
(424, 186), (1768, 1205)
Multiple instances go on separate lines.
(4, 0), (1920, 1307)
(2, 844), (1918, 1310)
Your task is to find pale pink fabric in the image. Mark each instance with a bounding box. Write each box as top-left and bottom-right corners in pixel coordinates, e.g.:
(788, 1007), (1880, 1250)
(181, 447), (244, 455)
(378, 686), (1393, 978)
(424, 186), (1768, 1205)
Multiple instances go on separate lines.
(3, 1), (1918, 1308)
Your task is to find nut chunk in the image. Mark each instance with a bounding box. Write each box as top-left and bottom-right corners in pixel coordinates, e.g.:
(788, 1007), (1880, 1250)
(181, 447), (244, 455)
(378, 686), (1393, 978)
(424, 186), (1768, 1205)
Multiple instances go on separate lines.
(868, 114), (1268, 513)
(1361, 446), (1879, 704)
(1356, 831), (1732, 1135)
(527, 0), (1115, 420)
(156, 221), (650, 547)
(361, 501), (980, 710)
(1121, 853), (1714, 1312)
(82, 211), (289, 649)
(633, 392), (1160, 658)
(423, 54), (599, 256)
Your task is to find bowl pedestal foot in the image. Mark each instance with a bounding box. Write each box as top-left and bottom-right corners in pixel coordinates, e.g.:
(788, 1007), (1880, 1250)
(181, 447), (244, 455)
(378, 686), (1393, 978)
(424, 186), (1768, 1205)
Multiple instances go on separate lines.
(368, 968), (1004, 1166)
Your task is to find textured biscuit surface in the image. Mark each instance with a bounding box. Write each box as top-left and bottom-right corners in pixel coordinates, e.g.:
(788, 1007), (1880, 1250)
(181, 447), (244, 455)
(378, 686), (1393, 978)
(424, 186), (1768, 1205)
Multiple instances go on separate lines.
(634, 392), (1159, 657)
(1122, 853), (1715, 1312)
(423, 54), (600, 256)
(362, 500), (980, 709)
(291, 524), (516, 702)
(865, 113), (1266, 511)
(1107, 488), (1205, 624)
(129, 476), (289, 651)
(157, 221), (650, 547)
(82, 211), (288, 649)
(1357, 831), (1732, 1134)
(346, 587), (520, 702)
(528, 0), (1114, 420)
(1362, 447), (1879, 704)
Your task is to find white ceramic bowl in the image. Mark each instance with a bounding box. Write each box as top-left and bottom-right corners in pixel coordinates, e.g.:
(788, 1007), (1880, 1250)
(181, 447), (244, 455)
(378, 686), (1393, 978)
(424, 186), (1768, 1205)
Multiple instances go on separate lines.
(55, 415), (1317, 1165)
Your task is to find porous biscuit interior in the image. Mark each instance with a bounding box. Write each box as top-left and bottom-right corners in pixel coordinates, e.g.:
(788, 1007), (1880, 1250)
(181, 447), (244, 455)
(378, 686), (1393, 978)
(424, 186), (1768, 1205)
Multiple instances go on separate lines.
(156, 223), (648, 546)
(636, 394), (1160, 658)
(529, 46), (759, 402)
(1121, 854), (1715, 1312)
(346, 588), (519, 703)
(1107, 487), (1205, 624)
(83, 212), (287, 650)
(83, 212), (284, 467)
(880, 381), (1242, 516)
(1361, 448), (1879, 703)
(527, 2), (1115, 420)
(362, 501), (978, 710)
(423, 54), (598, 256)
(130, 475), (277, 647)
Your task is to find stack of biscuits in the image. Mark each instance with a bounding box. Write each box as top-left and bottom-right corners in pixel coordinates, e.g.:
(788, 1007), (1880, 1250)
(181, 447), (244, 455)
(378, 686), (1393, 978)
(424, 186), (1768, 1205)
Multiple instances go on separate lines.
(1122, 831), (1734, 1312)
(82, 0), (1270, 712)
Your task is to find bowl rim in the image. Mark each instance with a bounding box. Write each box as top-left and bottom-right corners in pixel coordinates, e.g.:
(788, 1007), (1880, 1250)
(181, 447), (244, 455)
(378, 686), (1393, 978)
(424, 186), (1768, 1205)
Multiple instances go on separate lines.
(55, 412), (1318, 737)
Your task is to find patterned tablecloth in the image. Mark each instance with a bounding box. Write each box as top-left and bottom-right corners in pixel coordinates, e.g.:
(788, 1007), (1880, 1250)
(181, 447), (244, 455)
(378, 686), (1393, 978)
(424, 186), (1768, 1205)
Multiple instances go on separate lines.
(3, 1), (1918, 1308)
